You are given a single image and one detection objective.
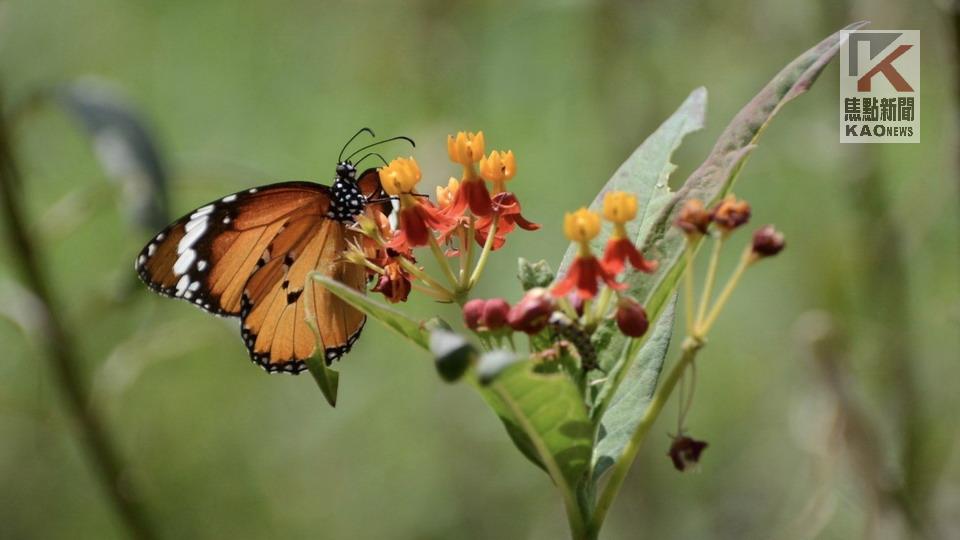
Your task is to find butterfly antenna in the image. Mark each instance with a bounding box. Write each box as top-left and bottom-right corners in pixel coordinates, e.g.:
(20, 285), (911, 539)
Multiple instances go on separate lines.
(354, 152), (389, 168)
(338, 127), (376, 162)
(345, 135), (416, 162)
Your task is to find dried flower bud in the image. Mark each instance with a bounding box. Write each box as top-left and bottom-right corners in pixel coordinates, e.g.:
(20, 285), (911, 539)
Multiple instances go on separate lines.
(710, 195), (751, 232)
(463, 299), (486, 330)
(615, 297), (649, 338)
(675, 199), (711, 236)
(668, 434), (708, 472)
(507, 288), (555, 334)
(752, 225), (785, 257)
(482, 298), (510, 330)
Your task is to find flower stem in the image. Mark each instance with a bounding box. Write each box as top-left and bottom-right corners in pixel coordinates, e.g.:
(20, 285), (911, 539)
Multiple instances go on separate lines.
(591, 335), (705, 532)
(468, 217), (497, 288)
(428, 234), (459, 288)
(397, 257), (454, 300)
(695, 234), (723, 332)
(698, 246), (754, 336)
(683, 242), (697, 333)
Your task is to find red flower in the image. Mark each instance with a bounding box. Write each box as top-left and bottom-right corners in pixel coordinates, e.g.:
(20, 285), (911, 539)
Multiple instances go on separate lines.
(372, 260), (412, 303)
(387, 198), (456, 250)
(474, 192), (539, 250)
(602, 237), (658, 275)
(442, 177), (493, 218)
(551, 255), (624, 300)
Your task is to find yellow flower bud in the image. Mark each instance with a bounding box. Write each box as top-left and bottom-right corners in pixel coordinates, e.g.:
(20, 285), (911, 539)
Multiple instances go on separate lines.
(446, 131), (485, 166)
(479, 150), (516, 194)
(563, 208), (601, 243)
(380, 156), (421, 196)
(603, 191), (638, 224)
(436, 177), (460, 208)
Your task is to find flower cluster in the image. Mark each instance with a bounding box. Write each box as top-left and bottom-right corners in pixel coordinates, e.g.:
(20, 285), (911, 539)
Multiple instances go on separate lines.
(346, 131), (539, 304)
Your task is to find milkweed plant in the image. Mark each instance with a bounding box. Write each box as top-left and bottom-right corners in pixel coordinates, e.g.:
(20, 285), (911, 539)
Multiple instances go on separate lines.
(302, 24), (855, 540)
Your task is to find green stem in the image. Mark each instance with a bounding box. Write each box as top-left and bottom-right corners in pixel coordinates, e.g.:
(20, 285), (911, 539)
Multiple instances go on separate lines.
(591, 336), (705, 532)
(695, 234), (723, 331)
(397, 257), (454, 300)
(683, 242), (696, 333)
(428, 234), (459, 288)
(698, 247), (753, 336)
(468, 217), (498, 288)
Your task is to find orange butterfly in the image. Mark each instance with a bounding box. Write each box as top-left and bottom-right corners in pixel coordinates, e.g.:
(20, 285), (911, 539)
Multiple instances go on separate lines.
(135, 129), (410, 373)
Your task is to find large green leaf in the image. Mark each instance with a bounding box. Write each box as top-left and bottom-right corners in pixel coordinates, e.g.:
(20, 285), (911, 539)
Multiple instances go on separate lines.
(591, 299), (676, 481)
(481, 355), (593, 497)
(592, 22), (864, 422)
(309, 273), (430, 351)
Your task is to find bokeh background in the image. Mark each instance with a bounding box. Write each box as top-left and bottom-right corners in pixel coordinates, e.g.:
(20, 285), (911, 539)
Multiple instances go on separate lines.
(1, 1), (958, 539)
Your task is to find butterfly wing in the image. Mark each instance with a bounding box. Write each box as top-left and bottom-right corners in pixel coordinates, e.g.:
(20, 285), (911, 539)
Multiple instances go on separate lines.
(239, 219), (367, 372)
(136, 181), (374, 373)
(135, 181), (332, 316)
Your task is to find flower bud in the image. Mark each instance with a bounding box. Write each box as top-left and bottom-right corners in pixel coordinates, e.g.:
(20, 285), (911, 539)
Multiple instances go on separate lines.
(675, 199), (712, 236)
(751, 225), (785, 257)
(710, 195), (751, 232)
(463, 299), (486, 330)
(615, 297), (649, 338)
(482, 298), (510, 330)
(507, 288), (555, 334)
(436, 177), (460, 208)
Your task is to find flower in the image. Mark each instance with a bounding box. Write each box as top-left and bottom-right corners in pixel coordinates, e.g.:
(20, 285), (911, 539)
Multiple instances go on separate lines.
(668, 434), (708, 472)
(436, 178), (460, 209)
(507, 288), (555, 334)
(552, 208), (623, 299)
(600, 192), (658, 274)
(379, 157), (456, 249)
(615, 297), (649, 337)
(711, 195), (751, 232)
(372, 260), (412, 303)
(447, 131), (485, 166)
(479, 150), (516, 194)
(442, 171), (493, 218)
(379, 156), (421, 196)
(675, 199), (712, 236)
(474, 192), (540, 250)
(751, 225), (785, 257)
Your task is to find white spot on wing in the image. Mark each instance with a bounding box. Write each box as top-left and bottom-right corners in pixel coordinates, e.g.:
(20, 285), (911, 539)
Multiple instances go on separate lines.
(191, 204), (214, 219)
(173, 248), (196, 275)
(147, 243), (156, 256)
(197, 260), (207, 271)
(188, 281), (201, 292)
(174, 275), (190, 297)
(222, 194), (237, 203)
(179, 218), (208, 254)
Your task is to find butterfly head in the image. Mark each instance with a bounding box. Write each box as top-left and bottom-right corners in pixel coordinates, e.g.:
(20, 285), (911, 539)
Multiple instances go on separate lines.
(335, 161), (358, 181)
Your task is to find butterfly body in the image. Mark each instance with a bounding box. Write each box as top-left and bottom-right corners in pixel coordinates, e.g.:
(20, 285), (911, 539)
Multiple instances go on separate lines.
(135, 160), (386, 374)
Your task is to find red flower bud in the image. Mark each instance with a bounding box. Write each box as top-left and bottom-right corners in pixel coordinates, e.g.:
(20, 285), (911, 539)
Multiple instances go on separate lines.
(507, 288), (555, 334)
(615, 298), (649, 338)
(482, 298), (510, 330)
(463, 299), (486, 330)
(751, 225), (785, 257)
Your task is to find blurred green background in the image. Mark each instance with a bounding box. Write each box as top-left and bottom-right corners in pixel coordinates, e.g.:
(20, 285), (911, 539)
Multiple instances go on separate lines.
(1, 1), (957, 539)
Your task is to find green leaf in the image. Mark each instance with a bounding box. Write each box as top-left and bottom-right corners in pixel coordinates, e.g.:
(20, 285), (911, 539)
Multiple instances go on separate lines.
(517, 258), (555, 291)
(309, 272), (430, 351)
(632, 21), (867, 324)
(591, 23), (861, 425)
(481, 355), (593, 498)
(591, 299), (676, 481)
(305, 348), (340, 407)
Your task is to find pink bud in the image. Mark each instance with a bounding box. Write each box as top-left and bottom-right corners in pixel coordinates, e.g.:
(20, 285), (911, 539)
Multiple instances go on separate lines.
(507, 288), (555, 334)
(463, 299), (486, 330)
(482, 298), (510, 330)
(616, 298), (649, 338)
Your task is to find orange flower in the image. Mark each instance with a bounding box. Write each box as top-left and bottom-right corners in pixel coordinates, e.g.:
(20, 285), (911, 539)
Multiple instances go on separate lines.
(479, 150), (516, 195)
(442, 174), (493, 217)
(379, 156), (455, 249)
(600, 192), (657, 274)
(551, 208), (623, 299)
(474, 192), (540, 250)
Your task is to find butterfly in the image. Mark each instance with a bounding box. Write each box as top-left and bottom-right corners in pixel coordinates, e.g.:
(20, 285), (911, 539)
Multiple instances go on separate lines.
(135, 129), (412, 374)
